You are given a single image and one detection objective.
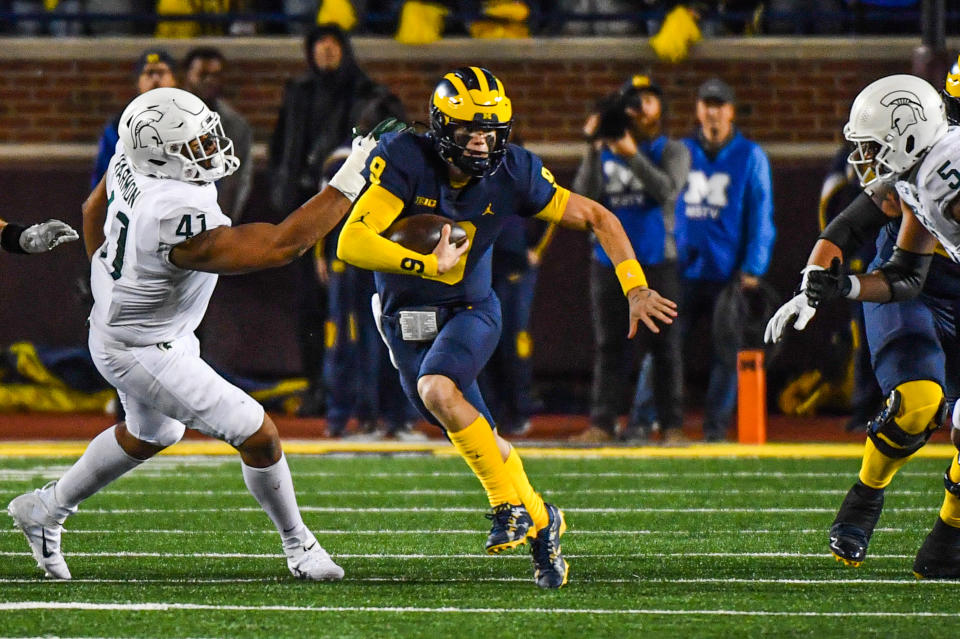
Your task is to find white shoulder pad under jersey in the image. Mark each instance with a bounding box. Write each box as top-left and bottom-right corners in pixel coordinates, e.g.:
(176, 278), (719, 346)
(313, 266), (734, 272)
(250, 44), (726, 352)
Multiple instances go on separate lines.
(89, 141), (232, 346)
(895, 126), (960, 263)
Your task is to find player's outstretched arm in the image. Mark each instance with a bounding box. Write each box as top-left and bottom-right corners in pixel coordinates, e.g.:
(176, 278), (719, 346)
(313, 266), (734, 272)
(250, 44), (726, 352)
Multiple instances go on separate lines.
(557, 191), (677, 336)
(807, 205), (936, 306)
(170, 117), (408, 275)
(1, 216), (79, 255)
(170, 185), (351, 274)
(764, 188), (897, 344)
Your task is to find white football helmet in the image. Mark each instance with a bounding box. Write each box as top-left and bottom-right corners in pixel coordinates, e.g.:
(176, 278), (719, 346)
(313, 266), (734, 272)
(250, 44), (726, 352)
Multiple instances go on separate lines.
(118, 87), (239, 183)
(843, 74), (947, 189)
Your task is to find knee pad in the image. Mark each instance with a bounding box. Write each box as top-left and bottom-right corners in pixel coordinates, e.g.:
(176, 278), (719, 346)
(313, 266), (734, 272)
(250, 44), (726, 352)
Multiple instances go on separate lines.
(945, 456), (960, 499)
(868, 380), (945, 459)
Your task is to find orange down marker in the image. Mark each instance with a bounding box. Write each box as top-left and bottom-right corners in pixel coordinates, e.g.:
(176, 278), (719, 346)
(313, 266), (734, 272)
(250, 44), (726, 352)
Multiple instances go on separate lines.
(737, 349), (767, 444)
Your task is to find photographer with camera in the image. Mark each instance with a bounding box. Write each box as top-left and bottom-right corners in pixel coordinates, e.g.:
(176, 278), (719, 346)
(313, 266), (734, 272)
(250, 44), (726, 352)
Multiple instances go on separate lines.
(571, 74), (691, 444)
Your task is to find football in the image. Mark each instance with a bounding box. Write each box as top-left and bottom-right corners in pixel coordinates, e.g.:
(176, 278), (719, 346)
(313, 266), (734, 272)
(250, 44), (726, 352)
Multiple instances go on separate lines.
(384, 214), (468, 255)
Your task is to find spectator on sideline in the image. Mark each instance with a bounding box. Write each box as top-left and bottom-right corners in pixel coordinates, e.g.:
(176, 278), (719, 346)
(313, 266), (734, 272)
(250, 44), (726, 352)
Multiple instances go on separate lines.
(571, 74), (690, 444)
(268, 23), (395, 416)
(91, 48), (176, 189)
(182, 46), (254, 224)
(478, 214), (555, 437)
(317, 95), (420, 439)
(675, 77), (774, 442)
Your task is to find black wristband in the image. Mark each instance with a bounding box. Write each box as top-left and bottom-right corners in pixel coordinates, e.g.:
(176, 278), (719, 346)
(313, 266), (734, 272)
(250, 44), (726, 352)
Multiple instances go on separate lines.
(0, 223), (28, 254)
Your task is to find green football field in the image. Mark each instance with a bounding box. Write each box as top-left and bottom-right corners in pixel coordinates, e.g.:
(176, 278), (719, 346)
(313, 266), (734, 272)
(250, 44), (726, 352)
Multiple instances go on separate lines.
(2, 447), (960, 638)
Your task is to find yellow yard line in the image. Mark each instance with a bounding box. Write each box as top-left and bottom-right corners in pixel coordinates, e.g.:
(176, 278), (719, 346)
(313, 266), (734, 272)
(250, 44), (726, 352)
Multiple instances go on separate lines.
(0, 439), (956, 459)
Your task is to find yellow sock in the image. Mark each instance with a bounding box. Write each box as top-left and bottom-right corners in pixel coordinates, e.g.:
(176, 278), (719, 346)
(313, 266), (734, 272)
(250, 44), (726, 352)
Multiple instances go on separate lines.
(858, 438), (909, 489)
(504, 448), (548, 530)
(940, 455), (960, 527)
(448, 415), (516, 508)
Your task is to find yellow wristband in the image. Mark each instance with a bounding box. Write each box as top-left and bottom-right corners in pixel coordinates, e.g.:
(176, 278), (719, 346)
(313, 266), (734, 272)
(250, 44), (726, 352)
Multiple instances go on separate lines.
(615, 259), (647, 295)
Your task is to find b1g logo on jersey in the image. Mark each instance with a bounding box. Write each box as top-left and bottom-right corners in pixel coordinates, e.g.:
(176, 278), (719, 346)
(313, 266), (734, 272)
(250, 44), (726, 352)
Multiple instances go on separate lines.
(880, 90), (927, 136)
(683, 171), (730, 219)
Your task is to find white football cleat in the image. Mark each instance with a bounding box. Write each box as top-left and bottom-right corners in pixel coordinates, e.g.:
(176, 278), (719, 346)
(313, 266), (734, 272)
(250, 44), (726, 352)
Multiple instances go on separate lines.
(286, 533), (344, 581)
(7, 482), (74, 580)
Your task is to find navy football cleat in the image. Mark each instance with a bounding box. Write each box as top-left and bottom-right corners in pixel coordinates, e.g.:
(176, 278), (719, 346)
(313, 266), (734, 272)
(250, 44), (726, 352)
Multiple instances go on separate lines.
(913, 518), (960, 579)
(829, 482), (884, 567)
(529, 503), (568, 589)
(485, 503), (535, 554)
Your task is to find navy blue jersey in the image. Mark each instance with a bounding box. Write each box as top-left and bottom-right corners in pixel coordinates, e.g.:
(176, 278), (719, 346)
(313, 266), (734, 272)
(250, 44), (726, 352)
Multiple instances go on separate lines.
(362, 132), (561, 315)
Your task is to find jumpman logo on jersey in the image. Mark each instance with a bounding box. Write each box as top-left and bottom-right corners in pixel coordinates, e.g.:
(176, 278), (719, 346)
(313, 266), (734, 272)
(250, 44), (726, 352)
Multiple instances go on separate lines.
(482, 203), (495, 216)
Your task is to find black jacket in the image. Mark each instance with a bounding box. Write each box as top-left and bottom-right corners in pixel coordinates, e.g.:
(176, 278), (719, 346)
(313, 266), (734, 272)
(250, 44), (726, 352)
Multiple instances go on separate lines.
(268, 24), (391, 214)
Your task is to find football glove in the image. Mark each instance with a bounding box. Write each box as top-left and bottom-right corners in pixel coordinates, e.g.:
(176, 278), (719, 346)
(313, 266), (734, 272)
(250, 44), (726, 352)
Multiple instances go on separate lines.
(763, 264), (823, 344)
(806, 257), (854, 307)
(19, 219), (79, 253)
(329, 117), (410, 202)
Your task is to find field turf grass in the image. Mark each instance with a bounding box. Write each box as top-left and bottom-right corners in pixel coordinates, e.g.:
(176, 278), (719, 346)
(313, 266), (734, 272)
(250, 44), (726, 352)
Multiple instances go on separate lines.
(1, 448), (960, 638)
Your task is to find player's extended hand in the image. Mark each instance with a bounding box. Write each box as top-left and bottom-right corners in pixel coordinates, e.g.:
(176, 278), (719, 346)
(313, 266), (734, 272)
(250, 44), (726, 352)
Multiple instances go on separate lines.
(330, 117), (411, 202)
(432, 224), (469, 275)
(19, 219), (79, 253)
(805, 257), (852, 308)
(626, 286), (677, 337)
(763, 292), (816, 344)
(764, 263), (832, 344)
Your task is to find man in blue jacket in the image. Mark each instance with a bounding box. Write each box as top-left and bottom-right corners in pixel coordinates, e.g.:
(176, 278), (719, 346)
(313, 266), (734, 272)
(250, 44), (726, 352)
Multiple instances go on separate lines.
(676, 77), (775, 441)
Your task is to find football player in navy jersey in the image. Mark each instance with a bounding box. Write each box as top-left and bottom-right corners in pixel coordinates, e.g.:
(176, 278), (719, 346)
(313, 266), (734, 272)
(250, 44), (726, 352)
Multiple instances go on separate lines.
(337, 66), (677, 588)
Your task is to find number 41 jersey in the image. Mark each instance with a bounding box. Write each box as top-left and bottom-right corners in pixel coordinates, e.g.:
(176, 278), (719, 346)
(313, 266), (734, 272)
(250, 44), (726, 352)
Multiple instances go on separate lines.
(896, 126), (960, 263)
(89, 141), (231, 346)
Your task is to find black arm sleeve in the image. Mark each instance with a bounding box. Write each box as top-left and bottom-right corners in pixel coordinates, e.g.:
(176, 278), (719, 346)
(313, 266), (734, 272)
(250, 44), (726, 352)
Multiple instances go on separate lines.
(818, 192), (889, 255)
(876, 247), (934, 302)
(0, 223), (27, 254)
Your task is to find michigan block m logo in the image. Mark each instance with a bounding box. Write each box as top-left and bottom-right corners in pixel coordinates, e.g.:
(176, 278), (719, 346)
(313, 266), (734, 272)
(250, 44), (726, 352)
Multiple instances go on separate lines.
(684, 171), (731, 207)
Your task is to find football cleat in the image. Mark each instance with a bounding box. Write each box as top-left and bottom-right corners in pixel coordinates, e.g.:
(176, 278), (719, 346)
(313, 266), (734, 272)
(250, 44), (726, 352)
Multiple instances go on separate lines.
(485, 503), (535, 554)
(829, 482), (884, 567)
(7, 482), (74, 580)
(286, 533), (344, 581)
(529, 503), (569, 589)
(913, 518), (960, 579)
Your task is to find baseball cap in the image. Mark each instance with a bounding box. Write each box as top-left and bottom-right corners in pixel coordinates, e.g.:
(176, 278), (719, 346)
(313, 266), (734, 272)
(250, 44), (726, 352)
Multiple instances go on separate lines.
(697, 77), (735, 104)
(622, 74), (662, 97)
(134, 48), (176, 75)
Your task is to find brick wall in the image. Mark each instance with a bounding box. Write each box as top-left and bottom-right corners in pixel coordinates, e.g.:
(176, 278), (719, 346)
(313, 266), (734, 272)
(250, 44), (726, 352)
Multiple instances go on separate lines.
(0, 37), (929, 147)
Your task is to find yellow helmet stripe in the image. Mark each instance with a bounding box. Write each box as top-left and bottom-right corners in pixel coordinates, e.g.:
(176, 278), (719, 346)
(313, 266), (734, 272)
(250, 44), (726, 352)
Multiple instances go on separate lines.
(445, 72), (471, 100)
(470, 66), (490, 94)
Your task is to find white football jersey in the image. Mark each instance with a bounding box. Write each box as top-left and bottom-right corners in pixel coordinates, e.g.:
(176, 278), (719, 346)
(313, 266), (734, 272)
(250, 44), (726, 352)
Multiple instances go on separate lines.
(89, 141), (231, 346)
(896, 126), (960, 262)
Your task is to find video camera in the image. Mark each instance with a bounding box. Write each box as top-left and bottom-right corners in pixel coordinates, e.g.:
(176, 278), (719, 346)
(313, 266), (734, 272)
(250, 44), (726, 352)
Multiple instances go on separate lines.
(592, 74), (662, 140)
(593, 91), (638, 140)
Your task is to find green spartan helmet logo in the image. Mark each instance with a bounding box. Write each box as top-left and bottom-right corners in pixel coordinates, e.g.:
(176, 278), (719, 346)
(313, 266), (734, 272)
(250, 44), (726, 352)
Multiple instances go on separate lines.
(880, 90), (927, 136)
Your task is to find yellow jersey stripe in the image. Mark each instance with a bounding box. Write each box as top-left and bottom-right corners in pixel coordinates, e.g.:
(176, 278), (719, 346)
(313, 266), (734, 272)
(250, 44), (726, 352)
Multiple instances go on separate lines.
(534, 186), (570, 224)
(337, 183), (440, 277)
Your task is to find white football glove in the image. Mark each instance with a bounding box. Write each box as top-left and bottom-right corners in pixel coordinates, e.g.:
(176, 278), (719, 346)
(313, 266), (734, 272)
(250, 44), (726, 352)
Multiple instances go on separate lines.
(329, 117), (410, 202)
(19, 219), (79, 253)
(763, 265), (824, 344)
(328, 132), (378, 203)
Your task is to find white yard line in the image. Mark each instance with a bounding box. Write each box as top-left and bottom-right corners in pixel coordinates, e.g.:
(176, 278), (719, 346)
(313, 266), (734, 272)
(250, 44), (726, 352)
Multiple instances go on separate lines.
(63, 506), (934, 514)
(0, 601), (954, 617)
(0, 550), (918, 559)
(0, 576), (943, 585)
(0, 488), (895, 496)
(0, 527), (905, 535)
(0, 470), (942, 480)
